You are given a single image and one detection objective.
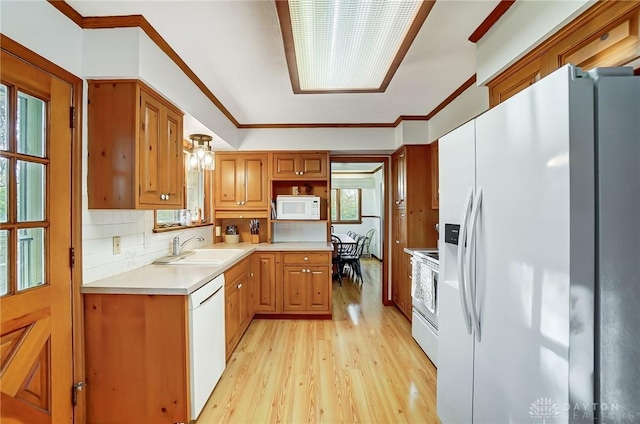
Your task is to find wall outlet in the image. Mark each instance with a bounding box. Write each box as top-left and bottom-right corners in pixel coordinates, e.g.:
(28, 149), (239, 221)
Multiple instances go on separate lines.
(113, 236), (121, 255)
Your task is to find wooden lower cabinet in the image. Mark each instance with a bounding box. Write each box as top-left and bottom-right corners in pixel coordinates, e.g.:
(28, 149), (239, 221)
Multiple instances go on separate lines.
(279, 252), (331, 315)
(282, 266), (306, 311)
(251, 253), (277, 313)
(224, 257), (252, 359)
(282, 265), (330, 312)
(84, 294), (190, 423)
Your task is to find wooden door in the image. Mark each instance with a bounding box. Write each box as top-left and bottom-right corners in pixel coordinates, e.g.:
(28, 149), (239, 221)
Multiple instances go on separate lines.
(298, 153), (327, 178)
(138, 89), (164, 206)
(161, 107), (183, 208)
(237, 273), (250, 334)
(392, 149), (406, 208)
(430, 141), (439, 209)
(282, 267), (305, 311)
(271, 153), (298, 178)
(252, 253), (276, 313)
(489, 58), (543, 107)
(242, 154), (267, 208)
(0, 51), (74, 423)
(398, 211), (409, 317)
(307, 266), (329, 311)
(392, 209), (408, 315)
(224, 281), (239, 356)
(215, 155), (241, 208)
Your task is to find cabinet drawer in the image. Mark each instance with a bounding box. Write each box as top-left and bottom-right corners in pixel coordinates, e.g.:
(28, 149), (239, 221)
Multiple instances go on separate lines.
(224, 257), (250, 287)
(282, 252), (329, 265)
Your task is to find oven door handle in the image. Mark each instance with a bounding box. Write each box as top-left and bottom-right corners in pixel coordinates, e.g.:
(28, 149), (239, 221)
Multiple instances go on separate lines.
(457, 188), (473, 334)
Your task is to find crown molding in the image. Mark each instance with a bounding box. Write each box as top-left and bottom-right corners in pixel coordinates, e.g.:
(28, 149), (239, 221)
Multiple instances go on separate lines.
(426, 74), (477, 120)
(468, 0), (516, 43)
(47, 0), (480, 129)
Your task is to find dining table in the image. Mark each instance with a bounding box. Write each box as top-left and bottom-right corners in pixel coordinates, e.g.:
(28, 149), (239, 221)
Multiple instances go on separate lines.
(332, 233), (357, 245)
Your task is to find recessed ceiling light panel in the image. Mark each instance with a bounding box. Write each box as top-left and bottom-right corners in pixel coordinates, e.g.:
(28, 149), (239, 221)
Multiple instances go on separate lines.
(285, 0), (426, 92)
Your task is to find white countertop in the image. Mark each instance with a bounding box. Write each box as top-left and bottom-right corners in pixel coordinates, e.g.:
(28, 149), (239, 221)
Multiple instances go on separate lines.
(81, 242), (332, 296)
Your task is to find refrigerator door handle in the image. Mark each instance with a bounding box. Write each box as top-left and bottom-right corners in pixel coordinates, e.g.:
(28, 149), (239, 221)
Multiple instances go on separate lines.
(467, 187), (483, 342)
(457, 188), (473, 334)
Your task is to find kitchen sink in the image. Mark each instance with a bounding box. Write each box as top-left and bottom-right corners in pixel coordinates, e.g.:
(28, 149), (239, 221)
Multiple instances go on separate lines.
(155, 248), (245, 265)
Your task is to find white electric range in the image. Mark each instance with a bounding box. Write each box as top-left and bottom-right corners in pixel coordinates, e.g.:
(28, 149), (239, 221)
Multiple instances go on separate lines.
(409, 249), (439, 366)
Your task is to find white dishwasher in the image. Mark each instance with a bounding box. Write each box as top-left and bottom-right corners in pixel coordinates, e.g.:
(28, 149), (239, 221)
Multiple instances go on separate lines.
(189, 274), (226, 419)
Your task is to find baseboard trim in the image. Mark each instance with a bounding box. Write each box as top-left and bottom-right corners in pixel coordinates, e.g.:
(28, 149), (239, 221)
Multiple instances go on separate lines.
(254, 313), (332, 320)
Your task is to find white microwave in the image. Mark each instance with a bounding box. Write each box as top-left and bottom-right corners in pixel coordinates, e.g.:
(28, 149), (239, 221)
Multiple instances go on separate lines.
(276, 195), (321, 220)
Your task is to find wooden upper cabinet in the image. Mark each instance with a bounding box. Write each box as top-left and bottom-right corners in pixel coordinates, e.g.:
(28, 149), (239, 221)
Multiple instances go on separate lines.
(549, 7), (640, 72)
(489, 58), (545, 107)
(489, 2), (640, 107)
(391, 149), (406, 208)
(271, 152), (328, 179)
(88, 80), (184, 209)
(214, 153), (268, 210)
(430, 141), (439, 209)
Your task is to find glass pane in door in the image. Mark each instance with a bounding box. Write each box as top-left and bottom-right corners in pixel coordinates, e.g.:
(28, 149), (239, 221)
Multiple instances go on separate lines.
(0, 229), (7, 296)
(17, 227), (45, 291)
(0, 84), (7, 151)
(16, 160), (45, 222)
(0, 157), (7, 223)
(17, 91), (46, 158)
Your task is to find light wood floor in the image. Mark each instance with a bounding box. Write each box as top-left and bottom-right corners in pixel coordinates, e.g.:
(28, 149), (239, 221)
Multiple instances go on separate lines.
(197, 259), (438, 423)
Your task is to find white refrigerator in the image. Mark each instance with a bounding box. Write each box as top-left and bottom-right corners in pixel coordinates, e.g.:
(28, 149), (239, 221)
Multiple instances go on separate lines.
(437, 65), (640, 424)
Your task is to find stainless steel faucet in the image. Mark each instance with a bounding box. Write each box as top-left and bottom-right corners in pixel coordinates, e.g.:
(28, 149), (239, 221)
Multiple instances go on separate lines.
(172, 236), (204, 256)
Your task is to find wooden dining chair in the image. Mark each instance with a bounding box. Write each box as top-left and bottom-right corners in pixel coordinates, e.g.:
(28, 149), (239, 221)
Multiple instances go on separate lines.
(362, 228), (375, 258)
(331, 235), (345, 286)
(342, 235), (366, 284)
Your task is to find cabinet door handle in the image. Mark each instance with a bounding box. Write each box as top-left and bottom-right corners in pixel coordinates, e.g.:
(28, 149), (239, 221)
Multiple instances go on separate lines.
(395, 200), (399, 205)
(160, 194), (166, 200)
(250, 273), (254, 277)
(237, 201), (241, 205)
(304, 257), (308, 261)
(396, 240), (400, 244)
(166, 194), (170, 200)
(237, 283), (242, 289)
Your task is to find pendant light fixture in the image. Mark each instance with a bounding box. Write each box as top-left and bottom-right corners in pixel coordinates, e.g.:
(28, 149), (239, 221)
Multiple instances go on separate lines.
(188, 133), (214, 171)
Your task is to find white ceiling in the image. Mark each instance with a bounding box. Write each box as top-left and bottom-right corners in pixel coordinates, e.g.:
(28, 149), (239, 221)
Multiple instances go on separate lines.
(67, 0), (499, 126)
(331, 162), (382, 173)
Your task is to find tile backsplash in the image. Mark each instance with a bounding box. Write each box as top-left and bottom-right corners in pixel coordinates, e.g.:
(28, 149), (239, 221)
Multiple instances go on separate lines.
(271, 221), (326, 243)
(81, 196), (213, 284)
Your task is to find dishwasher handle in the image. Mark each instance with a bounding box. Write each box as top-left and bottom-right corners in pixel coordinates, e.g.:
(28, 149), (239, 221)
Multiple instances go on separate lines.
(189, 274), (226, 309)
(199, 286), (223, 306)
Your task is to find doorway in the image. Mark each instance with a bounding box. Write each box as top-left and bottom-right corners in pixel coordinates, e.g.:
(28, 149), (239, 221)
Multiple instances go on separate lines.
(1, 38), (83, 423)
(330, 156), (390, 306)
